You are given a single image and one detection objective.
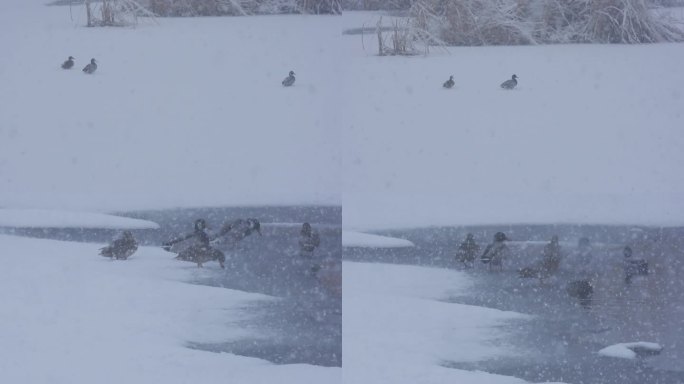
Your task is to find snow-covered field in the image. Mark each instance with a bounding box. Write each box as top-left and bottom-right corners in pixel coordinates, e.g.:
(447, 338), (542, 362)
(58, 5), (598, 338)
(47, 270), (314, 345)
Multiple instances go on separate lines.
(0, 234), (338, 383)
(0, 0), (342, 212)
(342, 261), (559, 384)
(3, 0), (683, 382)
(341, 16), (684, 230)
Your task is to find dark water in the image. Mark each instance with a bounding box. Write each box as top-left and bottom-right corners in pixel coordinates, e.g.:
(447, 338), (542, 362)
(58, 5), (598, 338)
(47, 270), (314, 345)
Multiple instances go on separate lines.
(345, 224), (684, 384)
(1, 206), (342, 367)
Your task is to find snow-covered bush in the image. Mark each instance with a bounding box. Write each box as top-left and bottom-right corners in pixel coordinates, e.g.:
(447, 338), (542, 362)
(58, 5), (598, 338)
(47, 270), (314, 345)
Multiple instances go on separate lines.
(410, 0), (684, 45)
(297, 0), (342, 14)
(144, 0), (258, 16)
(85, 0), (154, 26)
(143, 0), (339, 15)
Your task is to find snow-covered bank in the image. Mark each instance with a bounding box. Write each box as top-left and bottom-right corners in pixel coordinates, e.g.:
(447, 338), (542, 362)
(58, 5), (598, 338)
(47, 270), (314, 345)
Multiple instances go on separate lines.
(0, 235), (339, 383)
(0, 209), (159, 229)
(342, 13), (684, 229)
(342, 231), (414, 248)
(0, 3), (342, 212)
(343, 261), (549, 384)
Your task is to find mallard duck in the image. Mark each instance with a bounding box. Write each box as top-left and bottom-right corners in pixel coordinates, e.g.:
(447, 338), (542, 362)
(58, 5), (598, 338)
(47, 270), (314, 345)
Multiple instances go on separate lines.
(61, 56), (75, 69)
(82, 58), (97, 74)
(500, 74), (518, 89)
(282, 70), (295, 87)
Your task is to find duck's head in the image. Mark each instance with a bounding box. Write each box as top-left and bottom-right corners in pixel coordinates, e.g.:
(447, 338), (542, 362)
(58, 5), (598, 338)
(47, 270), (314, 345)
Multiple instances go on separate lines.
(289, 71), (295, 76)
(91, 58), (97, 64)
(450, 75), (454, 80)
(512, 74), (518, 80)
(68, 56), (75, 60)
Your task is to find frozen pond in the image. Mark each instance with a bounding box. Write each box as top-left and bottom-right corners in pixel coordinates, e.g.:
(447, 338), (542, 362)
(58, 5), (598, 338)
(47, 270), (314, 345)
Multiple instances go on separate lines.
(344, 224), (684, 383)
(4, 206), (342, 367)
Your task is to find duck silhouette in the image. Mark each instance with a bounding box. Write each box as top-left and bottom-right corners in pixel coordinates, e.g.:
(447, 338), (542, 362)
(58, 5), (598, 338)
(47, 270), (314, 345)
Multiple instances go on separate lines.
(443, 75), (455, 89)
(82, 58), (97, 74)
(61, 56), (75, 69)
(500, 74), (518, 89)
(282, 70), (295, 87)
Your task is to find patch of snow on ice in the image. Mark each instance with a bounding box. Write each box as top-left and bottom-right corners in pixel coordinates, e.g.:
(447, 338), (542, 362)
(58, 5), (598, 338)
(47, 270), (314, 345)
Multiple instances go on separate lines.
(598, 342), (663, 359)
(342, 231), (414, 248)
(343, 261), (542, 384)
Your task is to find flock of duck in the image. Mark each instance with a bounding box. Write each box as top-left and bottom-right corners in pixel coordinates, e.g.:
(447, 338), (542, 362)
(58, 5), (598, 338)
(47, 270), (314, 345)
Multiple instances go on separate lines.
(61, 56), (97, 74)
(444, 73), (519, 89)
(61, 56), (296, 85)
(62, 55), (516, 89)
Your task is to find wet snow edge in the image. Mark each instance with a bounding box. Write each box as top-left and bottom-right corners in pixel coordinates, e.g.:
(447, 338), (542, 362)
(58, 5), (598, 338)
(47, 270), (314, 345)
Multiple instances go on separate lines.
(342, 231), (414, 248)
(0, 209), (160, 229)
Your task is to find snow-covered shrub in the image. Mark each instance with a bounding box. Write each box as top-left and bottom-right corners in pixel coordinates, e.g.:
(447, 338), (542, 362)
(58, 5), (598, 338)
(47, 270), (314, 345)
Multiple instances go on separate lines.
(85, 0), (154, 26)
(143, 0), (339, 15)
(409, 0), (684, 45)
(583, 0), (684, 43)
(296, 0), (342, 14)
(145, 0), (258, 16)
(348, 0), (412, 10)
(375, 16), (431, 55)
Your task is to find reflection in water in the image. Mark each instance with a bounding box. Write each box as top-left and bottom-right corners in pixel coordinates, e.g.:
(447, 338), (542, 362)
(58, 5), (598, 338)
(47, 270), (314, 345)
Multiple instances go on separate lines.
(344, 224), (684, 383)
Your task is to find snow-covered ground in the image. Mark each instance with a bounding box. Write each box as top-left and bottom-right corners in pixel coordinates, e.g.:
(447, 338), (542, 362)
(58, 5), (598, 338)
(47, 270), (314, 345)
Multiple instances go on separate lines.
(3, 0), (683, 382)
(342, 230), (414, 248)
(0, 208), (159, 229)
(341, 15), (684, 230)
(0, 234), (338, 383)
(342, 261), (558, 384)
(0, 0), (342, 212)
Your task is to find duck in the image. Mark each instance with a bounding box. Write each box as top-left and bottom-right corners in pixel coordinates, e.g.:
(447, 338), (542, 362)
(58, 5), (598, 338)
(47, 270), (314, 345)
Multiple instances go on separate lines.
(500, 74), (518, 89)
(82, 58), (97, 74)
(282, 70), (295, 87)
(61, 56), (75, 69)
(443, 75), (455, 89)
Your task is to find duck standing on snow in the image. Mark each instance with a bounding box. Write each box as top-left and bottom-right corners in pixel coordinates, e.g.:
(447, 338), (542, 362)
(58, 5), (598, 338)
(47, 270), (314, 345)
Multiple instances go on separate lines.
(443, 75), (455, 89)
(500, 74), (518, 89)
(282, 70), (295, 87)
(82, 58), (97, 74)
(163, 219), (226, 269)
(99, 231), (138, 260)
(61, 56), (75, 69)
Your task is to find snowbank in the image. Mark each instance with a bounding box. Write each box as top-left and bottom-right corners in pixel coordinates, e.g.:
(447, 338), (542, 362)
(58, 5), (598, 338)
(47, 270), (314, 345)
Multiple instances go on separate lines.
(0, 2), (343, 212)
(342, 15), (684, 229)
(0, 235), (339, 383)
(0, 209), (159, 229)
(343, 261), (542, 384)
(598, 342), (663, 359)
(342, 231), (414, 248)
